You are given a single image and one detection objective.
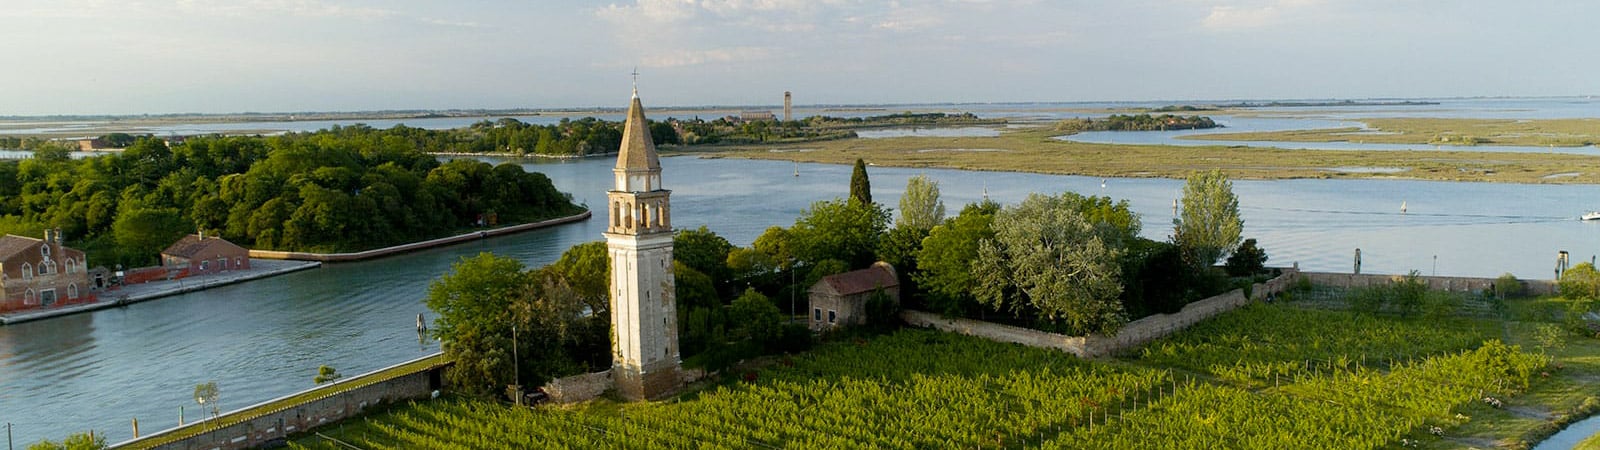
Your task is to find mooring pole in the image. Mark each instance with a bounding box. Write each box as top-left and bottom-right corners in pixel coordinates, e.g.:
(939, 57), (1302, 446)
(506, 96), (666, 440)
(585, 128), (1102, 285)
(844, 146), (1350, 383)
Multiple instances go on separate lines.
(8, 422), (14, 450)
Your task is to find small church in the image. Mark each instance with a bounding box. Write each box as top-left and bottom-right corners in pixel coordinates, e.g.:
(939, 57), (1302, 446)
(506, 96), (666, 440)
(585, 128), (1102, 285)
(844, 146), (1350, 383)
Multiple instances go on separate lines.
(604, 83), (681, 401)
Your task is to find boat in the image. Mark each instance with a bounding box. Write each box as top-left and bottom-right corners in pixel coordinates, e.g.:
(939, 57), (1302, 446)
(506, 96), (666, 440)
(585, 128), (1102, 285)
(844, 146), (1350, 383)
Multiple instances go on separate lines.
(1583, 211), (1600, 221)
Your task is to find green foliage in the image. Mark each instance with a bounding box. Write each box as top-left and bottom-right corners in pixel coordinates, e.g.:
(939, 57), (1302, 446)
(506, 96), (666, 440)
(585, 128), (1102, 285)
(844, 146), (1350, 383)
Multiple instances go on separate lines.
(193, 381), (220, 421)
(673, 262), (719, 310)
(1559, 262), (1600, 300)
(896, 174), (944, 231)
(1057, 113), (1218, 132)
(848, 158), (871, 207)
(803, 259), (849, 289)
(314, 365), (342, 384)
(546, 241), (608, 312)
(730, 288), (783, 346)
(1535, 323), (1567, 355)
(1495, 273), (1524, 299)
(1174, 169), (1243, 267)
(111, 207), (188, 266)
(1119, 238), (1191, 318)
(1223, 238), (1268, 277)
(974, 192), (1125, 335)
(791, 198), (889, 268)
(673, 226), (734, 289)
(26, 431), (106, 450)
(864, 287), (900, 329)
(913, 201), (998, 315)
(873, 225), (926, 293)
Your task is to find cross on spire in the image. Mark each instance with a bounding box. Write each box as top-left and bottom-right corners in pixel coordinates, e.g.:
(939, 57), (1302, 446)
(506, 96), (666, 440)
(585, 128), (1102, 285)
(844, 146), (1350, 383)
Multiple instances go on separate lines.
(631, 66), (639, 98)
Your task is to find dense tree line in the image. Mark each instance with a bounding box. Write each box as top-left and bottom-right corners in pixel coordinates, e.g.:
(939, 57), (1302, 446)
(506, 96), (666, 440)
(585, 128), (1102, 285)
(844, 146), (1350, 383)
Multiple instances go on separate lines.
(0, 131), (581, 267)
(1058, 114), (1219, 132)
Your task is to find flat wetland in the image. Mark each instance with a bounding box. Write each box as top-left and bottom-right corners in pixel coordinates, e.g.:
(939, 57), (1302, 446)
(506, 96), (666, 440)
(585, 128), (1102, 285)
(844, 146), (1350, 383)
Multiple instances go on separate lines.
(688, 127), (1600, 184)
(1183, 117), (1600, 148)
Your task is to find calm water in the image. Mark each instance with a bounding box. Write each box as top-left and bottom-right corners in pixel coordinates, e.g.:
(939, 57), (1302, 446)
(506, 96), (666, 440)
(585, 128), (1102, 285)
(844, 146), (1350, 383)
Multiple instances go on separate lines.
(4, 100), (1600, 444)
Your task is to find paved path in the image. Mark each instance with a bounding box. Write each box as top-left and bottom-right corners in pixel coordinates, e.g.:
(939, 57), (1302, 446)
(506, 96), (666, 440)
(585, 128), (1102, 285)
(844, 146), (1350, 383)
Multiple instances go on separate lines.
(0, 259), (320, 325)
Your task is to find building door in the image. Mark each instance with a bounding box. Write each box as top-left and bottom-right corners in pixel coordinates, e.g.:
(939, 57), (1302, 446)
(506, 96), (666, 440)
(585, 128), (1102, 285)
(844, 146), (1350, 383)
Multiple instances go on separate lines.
(39, 289), (56, 307)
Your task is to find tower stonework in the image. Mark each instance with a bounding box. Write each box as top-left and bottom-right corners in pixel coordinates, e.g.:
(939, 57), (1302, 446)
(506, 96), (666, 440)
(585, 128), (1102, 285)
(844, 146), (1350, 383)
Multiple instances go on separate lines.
(783, 91), (792, 122)
(605, 88), (680, 401)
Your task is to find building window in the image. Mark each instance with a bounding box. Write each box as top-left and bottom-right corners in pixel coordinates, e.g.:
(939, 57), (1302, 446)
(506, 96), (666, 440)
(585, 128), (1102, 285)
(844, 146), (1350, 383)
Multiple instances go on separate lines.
(65, 258), (75, 274)
(828, 310), (837, 324)
(46, 261), (56, 275)
(24, 289), (35, 305)
(813, 308), (822, 321)
(235, 257), (243, 269)
(219, 258), (227, 271)
(37, 262), (47, 276)
(21, 263), (32, 281)
(199, 260), (209, 271)
(68, 284), (78, 299)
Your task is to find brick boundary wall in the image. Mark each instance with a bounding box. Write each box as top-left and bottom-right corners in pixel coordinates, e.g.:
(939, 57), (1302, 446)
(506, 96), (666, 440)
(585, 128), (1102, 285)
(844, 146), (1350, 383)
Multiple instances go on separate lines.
(115, 355), (444, 450)
(902, 269), (1303, 358)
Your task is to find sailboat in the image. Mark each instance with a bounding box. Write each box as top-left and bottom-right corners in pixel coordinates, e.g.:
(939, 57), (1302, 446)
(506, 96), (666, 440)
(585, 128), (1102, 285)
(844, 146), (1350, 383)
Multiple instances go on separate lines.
(1401, 201), (1407, 214)
(1582, 211), (1600, 221)
(794, 161), (800, 177)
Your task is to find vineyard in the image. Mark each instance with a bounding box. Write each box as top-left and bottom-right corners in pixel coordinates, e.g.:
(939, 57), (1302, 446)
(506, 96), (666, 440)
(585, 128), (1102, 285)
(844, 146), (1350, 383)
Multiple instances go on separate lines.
(288, 303), (1546, 449)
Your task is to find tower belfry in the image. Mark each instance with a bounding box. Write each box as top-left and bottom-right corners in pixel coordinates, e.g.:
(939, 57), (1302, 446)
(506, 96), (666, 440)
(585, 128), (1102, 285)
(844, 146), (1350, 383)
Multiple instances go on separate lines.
(605, 84), (679, 401)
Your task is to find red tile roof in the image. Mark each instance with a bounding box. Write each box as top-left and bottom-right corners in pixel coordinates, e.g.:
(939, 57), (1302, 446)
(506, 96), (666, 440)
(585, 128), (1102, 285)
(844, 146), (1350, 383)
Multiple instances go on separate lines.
(161, 234), (244, 259)
(0, 235), (41, 260)
(814, 262), (898, 296)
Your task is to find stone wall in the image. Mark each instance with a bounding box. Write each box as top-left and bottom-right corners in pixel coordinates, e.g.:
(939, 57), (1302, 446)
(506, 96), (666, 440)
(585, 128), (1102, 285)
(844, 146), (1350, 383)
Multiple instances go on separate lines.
(543, 369), (613, 404)
(249, 211), (589, 262)
(116, 356), (444, 450)
(903, 269), (1302, 358)
(1300, 272), (1557, 296)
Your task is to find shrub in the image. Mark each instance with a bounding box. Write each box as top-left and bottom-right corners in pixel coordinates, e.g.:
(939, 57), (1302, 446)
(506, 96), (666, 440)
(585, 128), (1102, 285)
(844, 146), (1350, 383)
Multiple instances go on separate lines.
(1495, 273), (1524, 299)
(1391, 271), (1429, 318)
(1224, 238), (1268, 277)
(1559, 263), (1600, 300)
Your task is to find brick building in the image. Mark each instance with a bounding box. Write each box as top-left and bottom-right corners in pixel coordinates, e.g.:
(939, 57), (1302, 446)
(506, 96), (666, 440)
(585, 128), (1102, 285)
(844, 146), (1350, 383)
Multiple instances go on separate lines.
(161, 233), (251, 277)
(0, 230), (94, 313)
(809, 262), (899, 331)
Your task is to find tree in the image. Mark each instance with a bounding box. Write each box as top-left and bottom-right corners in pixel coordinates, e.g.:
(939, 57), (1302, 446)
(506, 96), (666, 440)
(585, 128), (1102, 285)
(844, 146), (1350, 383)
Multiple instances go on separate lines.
(791, 199), (889, 268)
(111, 207), (189, 266)
(547, 241), (610, 315)
(1174, 169), (1243, 267)
(896, 174), (944, 231)
(914, 201), (999, 315)
(193, 381), (220, 423)
(314, 365), (342, 384)
(730, 288), (783, 345)
(426, 253), (526, 397)
(1559, 262), (1600, 300)
(849, 158), (872, 207)
(1224, 238), (1268, 277)
(973, 193), (1125, 335)
(26, 432), (106, 450)
(674, 226), (734, 288)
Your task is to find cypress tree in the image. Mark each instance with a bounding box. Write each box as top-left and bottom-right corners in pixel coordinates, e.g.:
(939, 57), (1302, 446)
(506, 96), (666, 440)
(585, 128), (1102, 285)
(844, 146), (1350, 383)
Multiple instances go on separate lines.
(849, 158), (872, 206)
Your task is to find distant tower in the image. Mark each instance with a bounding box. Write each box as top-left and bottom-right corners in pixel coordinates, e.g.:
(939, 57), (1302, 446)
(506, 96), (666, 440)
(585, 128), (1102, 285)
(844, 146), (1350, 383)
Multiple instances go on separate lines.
(784, 91), (792, 122)
(605, 83), (679, 401)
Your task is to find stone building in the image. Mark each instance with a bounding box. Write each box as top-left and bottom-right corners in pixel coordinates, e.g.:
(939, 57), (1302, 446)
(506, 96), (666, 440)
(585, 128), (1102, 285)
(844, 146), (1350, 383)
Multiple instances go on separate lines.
(0, 230), (93, 313)
(605, 85), (681, 401)
(161, 233), (251, 277)
(809, 262), (899, 331)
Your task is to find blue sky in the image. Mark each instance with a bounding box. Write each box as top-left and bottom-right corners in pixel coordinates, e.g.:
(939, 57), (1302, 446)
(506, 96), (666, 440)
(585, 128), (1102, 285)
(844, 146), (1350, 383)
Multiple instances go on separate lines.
(2, 0), (1596, 115)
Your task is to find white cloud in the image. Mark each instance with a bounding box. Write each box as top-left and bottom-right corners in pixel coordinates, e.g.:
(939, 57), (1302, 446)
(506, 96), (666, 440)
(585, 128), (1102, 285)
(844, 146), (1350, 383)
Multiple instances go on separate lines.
(638, 46), (774, 68)
(1199, 0), (1323, 30)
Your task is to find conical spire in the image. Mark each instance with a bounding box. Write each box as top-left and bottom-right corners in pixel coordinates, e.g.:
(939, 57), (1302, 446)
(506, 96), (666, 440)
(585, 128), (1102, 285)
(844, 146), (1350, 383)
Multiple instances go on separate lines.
(616, 94), (661, 171)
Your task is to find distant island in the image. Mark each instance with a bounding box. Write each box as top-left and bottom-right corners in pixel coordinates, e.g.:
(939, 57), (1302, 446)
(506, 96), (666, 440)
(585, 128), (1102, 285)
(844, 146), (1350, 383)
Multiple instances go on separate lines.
(1056, 113), (1220, 132)
(1217, 100), (1440, 108)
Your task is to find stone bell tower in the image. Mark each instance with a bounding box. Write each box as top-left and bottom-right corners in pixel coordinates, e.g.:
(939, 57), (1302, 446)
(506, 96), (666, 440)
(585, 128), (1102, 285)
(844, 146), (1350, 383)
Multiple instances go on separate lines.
(604, 84), (679, 401)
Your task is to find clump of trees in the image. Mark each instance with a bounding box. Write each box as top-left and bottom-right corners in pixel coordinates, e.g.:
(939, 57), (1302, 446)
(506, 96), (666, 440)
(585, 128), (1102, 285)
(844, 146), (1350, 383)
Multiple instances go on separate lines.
(0, 131), (581, 266)
(1057, 114), (1219, 132)
(25, 432), (106, 450)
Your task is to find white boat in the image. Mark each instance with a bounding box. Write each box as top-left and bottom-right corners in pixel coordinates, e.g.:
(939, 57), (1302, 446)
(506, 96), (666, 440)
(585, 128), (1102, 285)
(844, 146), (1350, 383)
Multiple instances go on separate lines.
(1584, 211), (1600, 221)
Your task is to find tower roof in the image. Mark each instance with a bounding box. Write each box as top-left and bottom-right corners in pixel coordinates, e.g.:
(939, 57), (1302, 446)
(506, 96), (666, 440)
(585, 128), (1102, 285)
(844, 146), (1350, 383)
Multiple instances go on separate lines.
(616, 94), (661, 171)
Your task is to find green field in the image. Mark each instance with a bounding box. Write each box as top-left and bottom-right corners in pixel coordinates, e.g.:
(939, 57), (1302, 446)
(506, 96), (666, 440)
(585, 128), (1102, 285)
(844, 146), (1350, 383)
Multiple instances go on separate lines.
(285, 293), (1589, 449)
(1182, 117), (1600, 148)
(686, 127), (1600, 184)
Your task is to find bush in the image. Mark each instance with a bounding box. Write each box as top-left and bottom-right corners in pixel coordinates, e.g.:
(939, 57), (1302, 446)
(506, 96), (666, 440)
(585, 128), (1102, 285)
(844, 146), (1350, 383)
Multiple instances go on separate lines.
(1391, 271), (1429, 318)
(1560, 263), (1600, 300)
(1495, 273), (1524, 299)
(1224, 238), (1268, 277)
(864, 288), (900, 330)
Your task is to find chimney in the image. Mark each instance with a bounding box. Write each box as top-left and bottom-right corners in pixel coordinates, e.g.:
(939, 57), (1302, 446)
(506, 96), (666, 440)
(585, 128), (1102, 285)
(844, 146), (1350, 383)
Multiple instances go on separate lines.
(199, 230), (205, 240)
(54, 228), (62, 245)
(42, 229), (52, 244)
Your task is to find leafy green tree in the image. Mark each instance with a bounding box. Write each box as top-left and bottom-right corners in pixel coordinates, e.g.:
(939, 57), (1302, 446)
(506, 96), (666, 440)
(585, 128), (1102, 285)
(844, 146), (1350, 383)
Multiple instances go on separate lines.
(112, 207), (188, 266)
(675, 262), (720, 309)
(896, 174), (943, 231)
(730, 288), (783, 345)
(547, 241), (609, 314)
(791, 199), (889, 268)
(914, 201), (999, 315)
(1224, 238), (1268, 277)
(1560, 262), (1600, 300)
(26, 431), (106, 450)
(193, 381), (220, 423)
(1174, 169), (1243, 267)
(314, 365), (342, 384)
(426, 253), (526, 397)
(849, 158), (872, 207)
(973, 193), (1125, 335)
(875, 225), (927, 291)
(674, 226), (734, 288)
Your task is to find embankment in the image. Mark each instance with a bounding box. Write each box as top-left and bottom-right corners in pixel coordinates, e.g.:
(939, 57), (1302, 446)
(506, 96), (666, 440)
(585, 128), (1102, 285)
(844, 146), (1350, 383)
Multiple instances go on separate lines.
(249, 210), (590, 262)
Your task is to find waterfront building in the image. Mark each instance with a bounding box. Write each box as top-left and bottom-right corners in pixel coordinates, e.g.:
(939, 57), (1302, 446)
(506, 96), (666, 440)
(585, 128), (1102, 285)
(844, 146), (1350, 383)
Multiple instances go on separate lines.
(605, 85), (681, 401)
(0, 230), (93, 313)
(809, 262), (899, 331)
(161, 233), (251, 277)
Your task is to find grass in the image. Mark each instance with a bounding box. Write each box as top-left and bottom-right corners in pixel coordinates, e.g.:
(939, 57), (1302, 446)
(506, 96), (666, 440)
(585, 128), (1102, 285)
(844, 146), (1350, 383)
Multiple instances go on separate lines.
(1182, 117), (1600, 148)
(675, 127), (1600, 184)
(120, 353), (449, 450)
(281, 288), (1600, 449)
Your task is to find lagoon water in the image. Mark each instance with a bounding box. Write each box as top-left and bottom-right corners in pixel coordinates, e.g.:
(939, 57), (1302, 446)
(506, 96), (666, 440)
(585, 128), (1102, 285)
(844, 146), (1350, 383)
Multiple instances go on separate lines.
(5, 98), (1600, 444)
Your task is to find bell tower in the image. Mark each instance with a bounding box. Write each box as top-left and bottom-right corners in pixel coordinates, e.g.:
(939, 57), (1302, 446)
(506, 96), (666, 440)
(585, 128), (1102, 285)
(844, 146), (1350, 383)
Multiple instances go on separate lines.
(605, 84), (679, 401)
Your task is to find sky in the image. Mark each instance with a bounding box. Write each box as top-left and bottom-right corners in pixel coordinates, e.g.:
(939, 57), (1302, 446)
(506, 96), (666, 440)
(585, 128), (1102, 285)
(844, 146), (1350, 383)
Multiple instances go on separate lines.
(2, 0), (1598, 115)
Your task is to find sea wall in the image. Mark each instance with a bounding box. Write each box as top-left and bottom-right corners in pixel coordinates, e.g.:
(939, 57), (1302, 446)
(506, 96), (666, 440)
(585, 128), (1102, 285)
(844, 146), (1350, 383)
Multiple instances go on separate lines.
(249, 211), (589, 262)
(1300, 272), (1557, 296)
(115, 355), (446, 450)
(902, 269), (1302, 358)
(540, 367), (709, 404)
